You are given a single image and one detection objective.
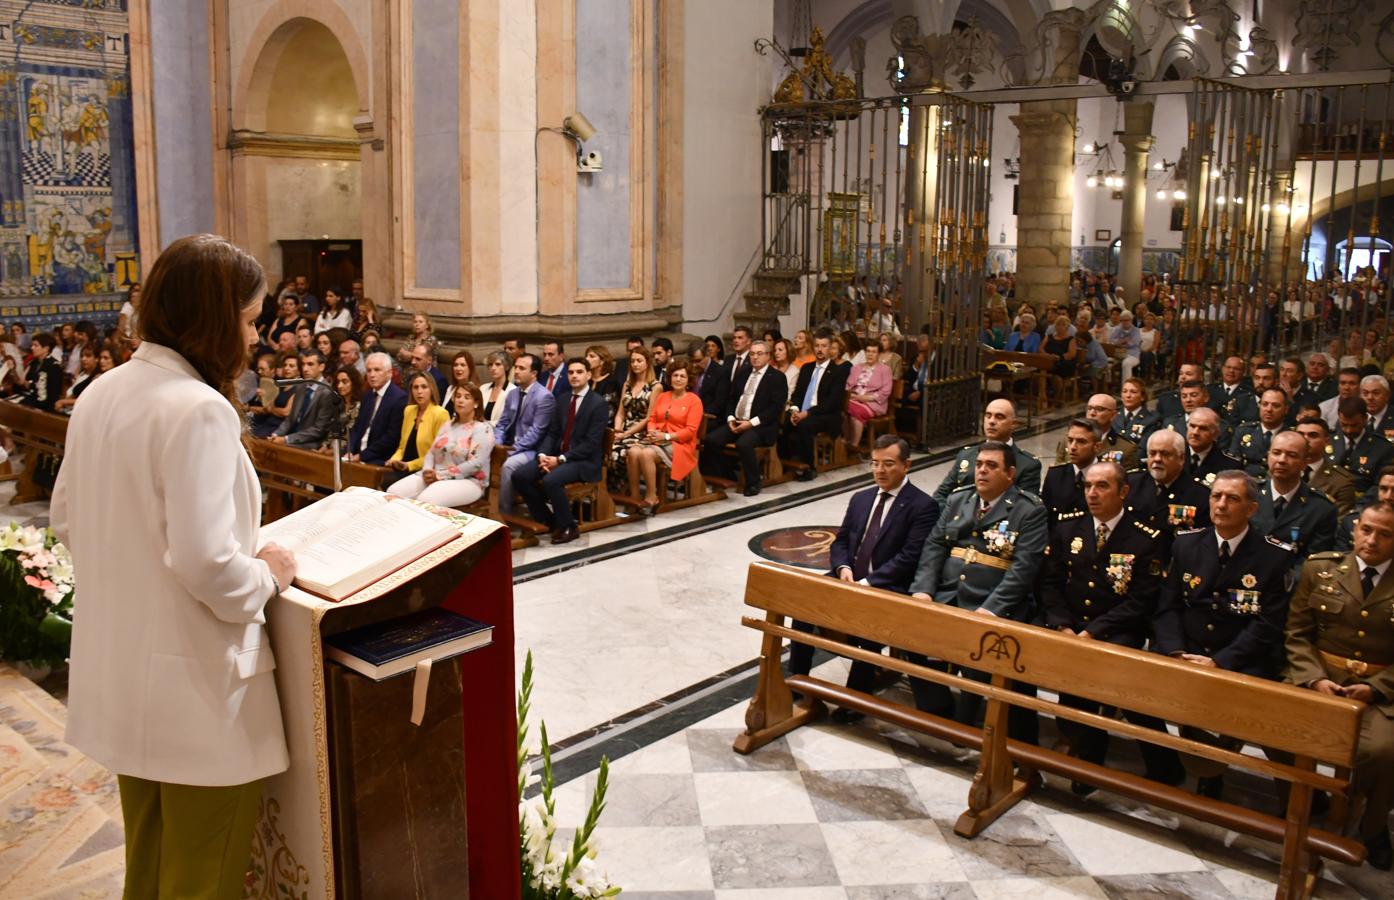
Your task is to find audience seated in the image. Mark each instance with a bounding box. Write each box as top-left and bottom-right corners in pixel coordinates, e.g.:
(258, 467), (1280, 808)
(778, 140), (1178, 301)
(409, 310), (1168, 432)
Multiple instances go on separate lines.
(495, 353), (556, 517)
(512, 357), (609, 544)
(442, 349), (477, 407)
(411, 341), (450, 403)
(842, 340), (893, 449)
(701, 341), (788, 497)
(585, 344), (622, 415)
(20, 333), (63, 411)
(396, 311), (438, 369)
(53, 345), (98, 414)
(539, 340), (570, 397)
(624, 361), (704, 510)
(387, 381), (495, 507)
(249, 352), (297, 438)
(269, 350), (336, 449)
(326, 365), (364, 446)
(479, 350), (515, 426)
(382, 372), (451, 487)
(348, 351), (408, 466)
(609, 346), (659, 490)
(313, 288), (353, 334)
(786, 329), (849, 480)
(689, 339), (730, 420)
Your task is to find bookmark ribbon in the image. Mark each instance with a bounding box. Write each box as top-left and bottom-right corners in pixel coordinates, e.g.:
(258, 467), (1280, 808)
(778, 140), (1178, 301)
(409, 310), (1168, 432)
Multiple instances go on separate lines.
(410, 658), (433, 726)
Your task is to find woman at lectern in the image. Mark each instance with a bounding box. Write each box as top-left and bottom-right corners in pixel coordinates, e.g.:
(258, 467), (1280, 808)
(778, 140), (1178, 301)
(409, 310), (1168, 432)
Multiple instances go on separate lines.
(50, 234), (297, 900)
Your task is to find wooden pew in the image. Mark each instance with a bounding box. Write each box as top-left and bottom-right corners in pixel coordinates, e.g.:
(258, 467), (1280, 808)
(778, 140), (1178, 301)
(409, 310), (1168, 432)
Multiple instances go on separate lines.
(656, 415), (726, 512)
(982, 350), (1056, 423)
(861, 379), (904, 454)
(0, 402), (68, 504)
(246, 440), (386, 523)
(504, 428), (624, 537)
(734, 562), (1365, 899)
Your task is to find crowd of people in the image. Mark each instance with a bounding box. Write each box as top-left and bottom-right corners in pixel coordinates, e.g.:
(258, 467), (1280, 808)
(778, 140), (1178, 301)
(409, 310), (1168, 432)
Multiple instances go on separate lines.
(797, 340), (1394, 869)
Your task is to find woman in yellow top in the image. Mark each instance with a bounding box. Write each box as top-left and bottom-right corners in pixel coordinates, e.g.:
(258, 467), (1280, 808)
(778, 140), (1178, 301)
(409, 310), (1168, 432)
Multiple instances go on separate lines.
(384, 372), (450, 487)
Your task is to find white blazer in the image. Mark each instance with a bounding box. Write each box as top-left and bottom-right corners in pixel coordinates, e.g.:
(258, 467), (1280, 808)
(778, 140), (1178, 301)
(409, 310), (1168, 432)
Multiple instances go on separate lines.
(51, 342), (288, 786)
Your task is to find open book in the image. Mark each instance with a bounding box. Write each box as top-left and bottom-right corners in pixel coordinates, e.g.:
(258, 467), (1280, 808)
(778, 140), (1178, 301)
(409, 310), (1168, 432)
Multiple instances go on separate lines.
(258, 487), (460, 601)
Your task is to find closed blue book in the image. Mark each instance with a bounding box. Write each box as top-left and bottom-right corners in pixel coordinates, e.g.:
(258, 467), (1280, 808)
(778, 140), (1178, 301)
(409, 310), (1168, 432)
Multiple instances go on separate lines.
(325, 608), (493, 681)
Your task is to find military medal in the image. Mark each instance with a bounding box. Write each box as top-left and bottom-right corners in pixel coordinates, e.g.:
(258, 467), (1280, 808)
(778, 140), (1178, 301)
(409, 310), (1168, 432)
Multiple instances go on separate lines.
(1241, 433), (1252, 446)
(1241, 574), (1257, 588)
(1359, 456), (1368, 466)
(1204, 472), (1217, 486)
(959, 459), (969, 471)
(1107, 553), (1134, 595)
(1229, 589), (1261, 615)
(984, 521), (1018, 559)
(1168, 504), (1197, 527)
(1070, 536), (1084, 555)
(1101, 450), (1123, 464)
(1184, 572), (1202, 590)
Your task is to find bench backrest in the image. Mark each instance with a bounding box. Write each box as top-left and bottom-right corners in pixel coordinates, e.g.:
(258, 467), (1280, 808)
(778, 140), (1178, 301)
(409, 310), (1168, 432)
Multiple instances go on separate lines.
(984, 349), (1057, 371)
(247, 440), (384, 491)
(744, 561), (1363, 767)
(0, 403), (68, 448)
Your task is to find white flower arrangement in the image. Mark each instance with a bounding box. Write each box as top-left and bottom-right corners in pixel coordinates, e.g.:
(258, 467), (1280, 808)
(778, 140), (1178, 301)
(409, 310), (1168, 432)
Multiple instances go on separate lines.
(517, 651), (621, 899)
(0, 521), (75, 667)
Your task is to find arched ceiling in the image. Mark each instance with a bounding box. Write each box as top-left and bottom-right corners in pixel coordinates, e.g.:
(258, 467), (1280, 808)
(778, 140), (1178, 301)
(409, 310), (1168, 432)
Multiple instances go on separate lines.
(262, 21), (358, 138)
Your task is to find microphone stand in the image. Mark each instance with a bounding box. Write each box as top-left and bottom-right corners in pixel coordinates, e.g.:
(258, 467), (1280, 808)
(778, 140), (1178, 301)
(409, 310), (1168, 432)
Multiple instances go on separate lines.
(274, 378), (347, 492)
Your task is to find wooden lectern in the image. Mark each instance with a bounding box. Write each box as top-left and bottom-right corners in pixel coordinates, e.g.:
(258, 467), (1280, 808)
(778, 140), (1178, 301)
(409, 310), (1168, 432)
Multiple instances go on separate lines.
(250, 512), (520, 899)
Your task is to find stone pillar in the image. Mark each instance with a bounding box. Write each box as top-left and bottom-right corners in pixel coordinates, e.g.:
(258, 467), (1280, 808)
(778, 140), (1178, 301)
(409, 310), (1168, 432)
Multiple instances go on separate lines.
(1010, 9), (1085, 310)
(1118, 101), (1155, 299)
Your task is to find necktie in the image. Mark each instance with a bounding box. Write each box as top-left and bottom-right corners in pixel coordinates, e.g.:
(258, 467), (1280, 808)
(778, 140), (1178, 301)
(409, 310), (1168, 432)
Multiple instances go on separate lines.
(357, 389), (380, 448)
(1362, 565), (1379, 599)
(853, 492), (891, 579)
(801, 364), (823, 412)
(1273, 495), (1287, 519)
(1096, 522), (1109, 551)
(1190, 451), (1201, 470)
(736, 370), (760, 420)
(546, 371), (557, 391)
(1074, 470), (1084, 495)
(1302, 465), (1312, 483)
(1218, 540), (1232, 566)
(561, 394), (579, 452)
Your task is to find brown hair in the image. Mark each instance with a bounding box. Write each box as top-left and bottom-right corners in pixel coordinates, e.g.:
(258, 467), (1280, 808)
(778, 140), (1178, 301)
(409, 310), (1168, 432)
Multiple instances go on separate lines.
(625, 345), (657, 389)
(586, 344), (615, 377)
(449, 349), (477, 387)
(665, 360), (697, 391)
(451, 381), (486, 422)
(334, 364), (365, 403)
(406, 371), (440, 407)
(137, 234), (264, 401)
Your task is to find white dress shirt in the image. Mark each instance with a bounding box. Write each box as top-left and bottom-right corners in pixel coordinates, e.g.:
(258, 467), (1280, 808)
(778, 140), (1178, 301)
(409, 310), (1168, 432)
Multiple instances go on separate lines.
(732, 365), (768, 425)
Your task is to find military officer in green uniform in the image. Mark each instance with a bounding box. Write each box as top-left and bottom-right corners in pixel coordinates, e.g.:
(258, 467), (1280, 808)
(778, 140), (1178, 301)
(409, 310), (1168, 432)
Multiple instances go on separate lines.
(1336, 466), (1394, 552)
(1330, 396), (1394, 493)
(1155, 363), (1205, 419)
(933, 398), (1042, 501)
(1053, 393), (1138, 470)
(1040, 460), (1184, 789)
(911, 441), (1047, 738)
(1294, 416), (1359, 516)
(1229, 388), (1289, 476)
(1284, 501), (1394, 870)
(1252, 431), (1337, 561)
(1159, 380), (1212, 437)
(1209, 356), (1259, 425)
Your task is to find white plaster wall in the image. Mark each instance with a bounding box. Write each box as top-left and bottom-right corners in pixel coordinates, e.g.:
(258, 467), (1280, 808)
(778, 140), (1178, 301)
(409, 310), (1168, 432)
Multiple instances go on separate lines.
(149, 0), (215, 245)
(681, 0), (775, 330)
(259, 157), (362, 270)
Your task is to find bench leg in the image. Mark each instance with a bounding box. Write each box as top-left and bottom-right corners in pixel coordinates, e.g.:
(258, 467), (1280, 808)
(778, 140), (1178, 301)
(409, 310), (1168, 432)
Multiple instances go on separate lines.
(1276, 756), (1320, 900)
(955, 675), (1034, 838)
(733, 612), (822, 754)
(10, 451), (48, 505)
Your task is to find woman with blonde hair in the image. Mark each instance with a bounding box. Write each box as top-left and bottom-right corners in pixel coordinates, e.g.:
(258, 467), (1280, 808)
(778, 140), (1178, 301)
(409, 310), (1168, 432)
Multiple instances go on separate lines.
(792, 329), (815, 368)
(384, 371), (451, 487)
(387, 381), (495, 507)
(396, 310), (438, 367)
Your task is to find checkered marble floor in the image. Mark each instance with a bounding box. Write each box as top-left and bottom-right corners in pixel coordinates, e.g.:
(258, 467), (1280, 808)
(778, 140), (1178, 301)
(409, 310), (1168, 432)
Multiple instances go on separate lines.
(546, 660), (1394, 900)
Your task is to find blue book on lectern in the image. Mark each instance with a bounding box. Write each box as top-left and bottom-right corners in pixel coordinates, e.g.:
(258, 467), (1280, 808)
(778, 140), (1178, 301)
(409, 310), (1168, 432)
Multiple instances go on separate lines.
(324, 608), (493, 681)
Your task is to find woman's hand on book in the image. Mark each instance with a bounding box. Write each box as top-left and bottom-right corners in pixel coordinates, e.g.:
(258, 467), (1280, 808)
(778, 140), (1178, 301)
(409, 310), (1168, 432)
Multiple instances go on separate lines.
(257, 542), (298, 595)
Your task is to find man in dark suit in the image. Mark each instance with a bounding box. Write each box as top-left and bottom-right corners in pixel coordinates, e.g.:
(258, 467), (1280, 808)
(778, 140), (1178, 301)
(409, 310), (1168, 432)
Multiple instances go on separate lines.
(1041, 460), (1183, 789)
(270, 350), (337, 448)
(538, 340), (572, 399)
(349, 351), (408, 466)
(1042, 419), (1098, 524)
(1252, 430), (1337, 561)
(1154, 469), (1295, 797)
(789, 435), (940, 722)
(512, 358), (609, 544)
(786, 330), (850, 480)
(1127, 428), (1212, 538)
(688, 340), (730, 420)
(1155, 363), (1204, 419)
(701, 341), (788, 496)
(1182, 406), (1242, 487)
(723, 325), (754, 384)
(1209, 355), (1259, 425)
(650, 337), (673, 386)
(409, 341), (449, 402)
(1293, 352), (1337, 409)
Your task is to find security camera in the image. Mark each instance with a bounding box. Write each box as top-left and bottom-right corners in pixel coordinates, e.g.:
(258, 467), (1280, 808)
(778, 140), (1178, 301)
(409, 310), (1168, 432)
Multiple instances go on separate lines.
(578, 150), (604, 172)
(563, 112), (597, 142)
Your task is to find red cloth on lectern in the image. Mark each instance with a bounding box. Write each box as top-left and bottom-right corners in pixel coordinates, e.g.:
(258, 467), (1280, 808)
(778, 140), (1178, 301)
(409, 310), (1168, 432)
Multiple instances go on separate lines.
(442, 529), (521, 898)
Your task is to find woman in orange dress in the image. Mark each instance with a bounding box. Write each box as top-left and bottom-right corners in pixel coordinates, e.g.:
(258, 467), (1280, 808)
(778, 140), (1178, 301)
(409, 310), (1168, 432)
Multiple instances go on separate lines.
(625, 361), (704, 512)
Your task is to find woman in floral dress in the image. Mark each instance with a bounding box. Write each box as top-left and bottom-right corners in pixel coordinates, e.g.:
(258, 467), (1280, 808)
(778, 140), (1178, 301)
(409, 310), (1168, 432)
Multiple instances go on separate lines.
(387, 382), (495, 507)
(609, 346), (659, 488)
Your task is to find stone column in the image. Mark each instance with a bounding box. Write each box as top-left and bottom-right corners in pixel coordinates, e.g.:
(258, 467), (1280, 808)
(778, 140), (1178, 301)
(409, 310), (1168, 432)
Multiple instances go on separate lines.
(1118, 101), (1155, 299)
(1010, 9), (1085, 310)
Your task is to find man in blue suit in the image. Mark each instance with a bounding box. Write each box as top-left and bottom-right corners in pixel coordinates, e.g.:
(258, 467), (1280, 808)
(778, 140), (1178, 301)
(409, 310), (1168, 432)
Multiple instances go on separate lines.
(495, 353), (556, 516)
(788, 434), (940, 722)
(512, 358), (609, 544)
(348, 351), (407, 466)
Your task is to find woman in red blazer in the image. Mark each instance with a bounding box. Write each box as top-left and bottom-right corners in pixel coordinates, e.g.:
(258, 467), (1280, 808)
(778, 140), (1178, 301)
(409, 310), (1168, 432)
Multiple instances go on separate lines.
(625, 361), (704, 511)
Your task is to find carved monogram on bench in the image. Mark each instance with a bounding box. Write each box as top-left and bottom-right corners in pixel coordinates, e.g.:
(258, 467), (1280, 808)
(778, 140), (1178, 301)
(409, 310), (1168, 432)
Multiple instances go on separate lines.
(969, 630), (1027, 673)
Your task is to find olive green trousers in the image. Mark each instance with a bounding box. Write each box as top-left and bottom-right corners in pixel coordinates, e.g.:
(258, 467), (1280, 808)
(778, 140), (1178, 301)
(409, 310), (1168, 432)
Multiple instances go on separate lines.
(117, 774), (264, 900)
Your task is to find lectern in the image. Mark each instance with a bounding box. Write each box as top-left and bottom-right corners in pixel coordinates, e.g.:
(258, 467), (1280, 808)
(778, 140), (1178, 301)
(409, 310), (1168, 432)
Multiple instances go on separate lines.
(249, 513), (520, 899)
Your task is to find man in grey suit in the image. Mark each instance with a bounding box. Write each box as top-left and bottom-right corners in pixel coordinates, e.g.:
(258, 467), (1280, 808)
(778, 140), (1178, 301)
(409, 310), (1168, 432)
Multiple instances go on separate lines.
(495, 353), (556, 517)
(269, 350), (337, 448)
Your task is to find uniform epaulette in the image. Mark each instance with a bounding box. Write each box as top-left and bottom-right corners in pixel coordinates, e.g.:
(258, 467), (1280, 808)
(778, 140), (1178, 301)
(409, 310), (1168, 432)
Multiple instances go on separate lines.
(1238, 419), (1260, 427)
(1176, 527), (1206, 535)
(949, 482), (976, 493)
(1308, 550), (1346, 560)
(1048, 461), (1074, 469)
(1220, 450), (1242, 462)
(1265, 535), (1296, 551)
(1012, 490), (1043, 506)
(960, 443), (976, 451)
(1057, 509), (1086, 519)
(1133, 520), (1161, 538)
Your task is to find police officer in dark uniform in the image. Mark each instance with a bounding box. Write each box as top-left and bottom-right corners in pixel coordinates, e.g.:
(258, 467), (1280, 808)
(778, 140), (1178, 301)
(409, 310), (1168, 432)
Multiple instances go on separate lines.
(1330, 396), (1394, 493)
(1292, 352), (1338, 409)
(910, 441), (1047, 738)
(1117, 377), (1158, 445)
(1053, 394), (1139, 469)
(1182, 406), (1242, 488)
(1361, 375), (1394, 443)
(1252, 430), (1337, 561)
(1154, 469), (1295, 797)
(1041, 461), (1184, 789)
(1155, 364), (1205, 419)
(1128, 428), (1213, 539)
(1159, 380), (1212, 436)
(1209, 356), (1259, 426)
(933, 398), (1042, 501)
(1229, 388), (1289, 476)
(1042, 419), (1097, 524)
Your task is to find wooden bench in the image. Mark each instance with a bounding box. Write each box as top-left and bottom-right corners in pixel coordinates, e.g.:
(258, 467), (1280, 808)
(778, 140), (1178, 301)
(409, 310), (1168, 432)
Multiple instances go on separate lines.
(656, 415), (726, 512)
(505, 429), (624, 536)
(0, 402), (68, 504)
(861, 379), (904, 454)
(734, 562), (1366, 899)
(982, 350), (1056, 423)
(246, 440), (386, 523)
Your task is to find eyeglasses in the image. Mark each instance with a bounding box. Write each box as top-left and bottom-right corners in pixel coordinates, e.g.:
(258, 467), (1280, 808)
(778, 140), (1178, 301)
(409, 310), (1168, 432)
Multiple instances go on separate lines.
(1085, 405), (1112, 413)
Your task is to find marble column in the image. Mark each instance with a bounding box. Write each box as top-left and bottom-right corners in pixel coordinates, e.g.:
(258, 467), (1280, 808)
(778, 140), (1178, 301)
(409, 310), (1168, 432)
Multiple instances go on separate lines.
(1010, 10), (1084, 310)
(1118, 101), (1154, 298)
